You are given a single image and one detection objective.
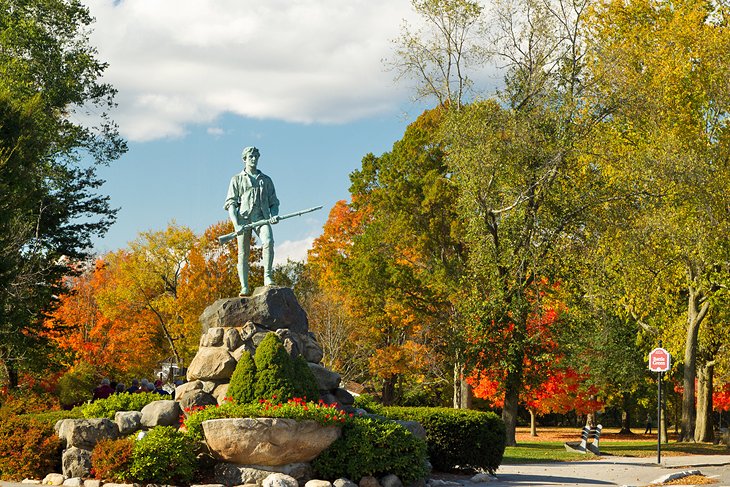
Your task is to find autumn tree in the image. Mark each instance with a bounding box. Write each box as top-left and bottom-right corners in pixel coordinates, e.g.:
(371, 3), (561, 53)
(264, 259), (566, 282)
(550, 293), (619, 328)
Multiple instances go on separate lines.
(0, 0), (125, 387)
(583, 0), (730, 441)
(44, 259), (162, 378)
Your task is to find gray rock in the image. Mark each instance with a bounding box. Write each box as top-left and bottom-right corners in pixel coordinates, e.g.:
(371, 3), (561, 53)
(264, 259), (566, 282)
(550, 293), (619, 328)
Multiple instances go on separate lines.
(263, 473), (299, 487)
(334, 388), (355, 406)
(214, 463), (312, 486)
(231, 343), (255, 362)
(333, 479), (358, 487)
(203, 417), (341, 466)
(187, 346), (237, 381)
(252, 331), (272, 347)
(307, 363), (341, 391)
(62, 447), (92, 478)
(115, 411), (142, 436)
(224, 327), (244, 351)
(301, 333), (324, 364)
(21, 480), (41, 485)
(175, 380), (205, 399)
(240, 321), (258, 340)
(359, 476), (381, 487)
(202, 327), (225, 347)
(56, 418), (118, 449)
(212, 383), (230, 405)
(178, 389), (218, 415)
(395, 420), (427, 439)
(83, 480), (102, 487)
(62, 478), (82, 487)
(283, 337), (300, 358)
(470, 473), (497, 483)
(380, 475), (402, 487)
(199, 287), (308, 334)
(305, 481), (333, 487)
(141, 400), (182, 427)
(42, 474), (65, 486)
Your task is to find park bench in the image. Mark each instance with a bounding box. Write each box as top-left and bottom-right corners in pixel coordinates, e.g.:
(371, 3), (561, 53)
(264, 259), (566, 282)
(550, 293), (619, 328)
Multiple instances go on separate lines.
(564, 424), (603, 455)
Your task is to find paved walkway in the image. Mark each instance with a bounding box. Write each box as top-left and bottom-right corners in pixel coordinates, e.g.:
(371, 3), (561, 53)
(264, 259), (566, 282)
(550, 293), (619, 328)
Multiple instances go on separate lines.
(2, 455), (729, 487)
(448, 454), (730, 487)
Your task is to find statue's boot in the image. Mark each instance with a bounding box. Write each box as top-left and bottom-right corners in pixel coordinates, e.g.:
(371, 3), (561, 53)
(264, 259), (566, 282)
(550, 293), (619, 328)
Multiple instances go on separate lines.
(237, 262), (249, 296)
(263, 244), (275, 286)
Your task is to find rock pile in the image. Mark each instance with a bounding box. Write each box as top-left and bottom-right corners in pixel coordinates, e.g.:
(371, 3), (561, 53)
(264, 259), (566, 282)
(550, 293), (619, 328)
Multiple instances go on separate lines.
(176, 286), (354, 410)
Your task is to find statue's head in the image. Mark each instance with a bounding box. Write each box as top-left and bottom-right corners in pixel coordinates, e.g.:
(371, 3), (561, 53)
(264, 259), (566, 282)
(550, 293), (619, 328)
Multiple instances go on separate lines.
(241, 146), (260, 161)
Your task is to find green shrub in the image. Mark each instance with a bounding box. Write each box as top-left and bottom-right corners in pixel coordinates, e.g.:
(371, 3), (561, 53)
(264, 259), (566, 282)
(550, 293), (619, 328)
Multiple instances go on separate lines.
(379, 407), (505, 474)
(80, 392), (161, 419)
(227, 333), (320, 404)
(26, 407), (84, 426)
(56, 362), (97, 408)
(353, 394), (385, 414)
(91, 437), (135, 482)
(128, 427), (197, 484)
(227, 350), (257, 404)
(313, 416), (429, 484)
(0, 414), (63, 480)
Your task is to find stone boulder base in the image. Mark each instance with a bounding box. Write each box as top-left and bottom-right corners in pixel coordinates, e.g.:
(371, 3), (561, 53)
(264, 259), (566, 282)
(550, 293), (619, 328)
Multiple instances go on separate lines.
(187, 347), (237, 381)
(62, 447), (91, 478)
(199, 287), (308, 334)
(202, 418), (341, 466)
(214, 462), (312, 486)
(141, 400), (182, 428)
(55, 419), (118, 450)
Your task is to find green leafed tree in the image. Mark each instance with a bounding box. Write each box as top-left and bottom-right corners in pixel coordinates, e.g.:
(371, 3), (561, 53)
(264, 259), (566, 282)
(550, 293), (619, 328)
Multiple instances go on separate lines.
(0, 0), (126, 386)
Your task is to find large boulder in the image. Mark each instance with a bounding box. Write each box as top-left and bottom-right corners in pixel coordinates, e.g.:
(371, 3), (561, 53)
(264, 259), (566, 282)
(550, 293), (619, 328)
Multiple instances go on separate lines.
(55, 418), (118, 450)
(308, 363), (341, 392)
(187, 347), (237, 381)
(115, 411), (142, 436)
(199, 287), (308, 334)
(141, 400), (182, 427)
(62, 447), (92, 478)
(202, 417), (341, 466)
(214, 463), (312, 487)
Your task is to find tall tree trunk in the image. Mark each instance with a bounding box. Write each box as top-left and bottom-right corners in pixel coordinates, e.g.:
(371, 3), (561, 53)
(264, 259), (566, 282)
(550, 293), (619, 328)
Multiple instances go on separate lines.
(660, 403), (668, 443)
(680, 284), (709, 442)
(381, 375), (397, 406)
(453, 362), (472, 409)
(694, 361), (714, 443)
(619, 393), (633, 434)
(502, 360), (523, 446)
(529, 409), (538, 437)
(586, 397), (597, 427)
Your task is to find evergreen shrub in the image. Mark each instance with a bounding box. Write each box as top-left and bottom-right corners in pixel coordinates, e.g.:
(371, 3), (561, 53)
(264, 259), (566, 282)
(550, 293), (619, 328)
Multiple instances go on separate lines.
(312, 416), (429, 484)
(128, 426), (197, 484)
(380, 406), (506, 474)
(91, 437), (135, 482)
(0, 414), (62, 480)
(228, 332), (319, 404)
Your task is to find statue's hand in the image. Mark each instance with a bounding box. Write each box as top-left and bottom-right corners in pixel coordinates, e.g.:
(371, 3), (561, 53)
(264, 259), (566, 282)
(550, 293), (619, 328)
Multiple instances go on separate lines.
(269, 215), (280, 224)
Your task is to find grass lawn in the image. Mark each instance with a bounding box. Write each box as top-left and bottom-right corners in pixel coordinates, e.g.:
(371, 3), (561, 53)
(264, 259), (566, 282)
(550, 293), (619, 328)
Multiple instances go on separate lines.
(502, 427), (729, 464)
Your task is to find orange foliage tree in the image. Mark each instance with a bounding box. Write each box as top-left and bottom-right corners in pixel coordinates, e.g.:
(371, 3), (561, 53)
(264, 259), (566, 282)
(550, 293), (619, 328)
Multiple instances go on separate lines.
(44, 258), (163, 378)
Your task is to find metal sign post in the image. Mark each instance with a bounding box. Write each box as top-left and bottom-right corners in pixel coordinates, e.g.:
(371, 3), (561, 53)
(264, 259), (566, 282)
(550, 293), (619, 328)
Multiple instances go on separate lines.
(649, 341), (671, 465)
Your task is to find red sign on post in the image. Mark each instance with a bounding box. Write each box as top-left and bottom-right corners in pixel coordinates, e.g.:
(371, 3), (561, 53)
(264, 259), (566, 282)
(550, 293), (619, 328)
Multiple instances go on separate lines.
(649, 348), (671, 372)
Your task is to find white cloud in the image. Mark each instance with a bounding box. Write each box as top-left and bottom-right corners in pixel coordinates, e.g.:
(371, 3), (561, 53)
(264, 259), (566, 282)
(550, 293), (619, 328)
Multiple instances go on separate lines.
(85, 0), (416, 141)
(274, 237), (315, 266)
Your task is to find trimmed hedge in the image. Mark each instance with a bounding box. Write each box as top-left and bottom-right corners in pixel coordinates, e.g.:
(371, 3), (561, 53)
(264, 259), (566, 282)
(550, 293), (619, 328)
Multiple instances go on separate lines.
(379, 406), (505, 474)
(79, 392), (162, 419)
(313, 416), (429, 483)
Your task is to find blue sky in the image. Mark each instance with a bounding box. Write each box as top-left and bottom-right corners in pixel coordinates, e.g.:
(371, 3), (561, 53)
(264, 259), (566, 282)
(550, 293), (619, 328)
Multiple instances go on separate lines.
(83, 0), (497, 263)
(82, 0), (425, 263)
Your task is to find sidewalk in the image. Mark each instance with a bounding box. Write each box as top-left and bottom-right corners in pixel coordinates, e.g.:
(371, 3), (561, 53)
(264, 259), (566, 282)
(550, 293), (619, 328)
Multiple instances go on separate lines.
(434, 454), (730, 487)
(2, 455), (729, 487)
